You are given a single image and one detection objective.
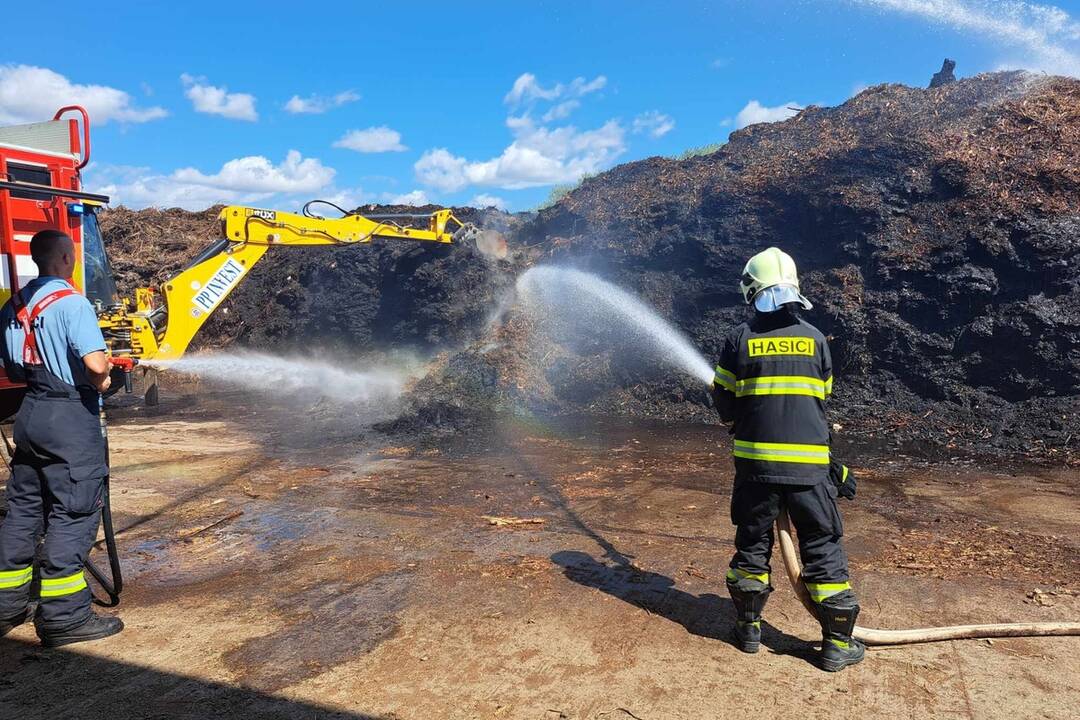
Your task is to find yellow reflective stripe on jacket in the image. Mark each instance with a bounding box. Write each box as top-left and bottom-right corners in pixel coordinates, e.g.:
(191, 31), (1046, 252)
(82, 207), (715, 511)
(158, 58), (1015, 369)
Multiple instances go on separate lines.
(841, 465), (849, 483)
(0, 566), (33, 590)
(39, 571), (87, 598)
(804, 581), (851, 602)
(713, 365), (736, 391)
(732, 440), (830, 465)
(824, 375), (833, 395)
(726, 568), (769, 584)
(735, 375), (828, 400)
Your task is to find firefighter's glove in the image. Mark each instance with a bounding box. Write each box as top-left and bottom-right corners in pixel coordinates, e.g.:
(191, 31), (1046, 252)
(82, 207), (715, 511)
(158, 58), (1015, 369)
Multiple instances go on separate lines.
(829, 459), (856, 500)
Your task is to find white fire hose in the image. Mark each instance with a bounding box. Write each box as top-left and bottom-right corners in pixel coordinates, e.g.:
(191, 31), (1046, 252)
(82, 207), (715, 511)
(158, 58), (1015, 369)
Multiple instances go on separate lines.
(776, 509), (1080, 645)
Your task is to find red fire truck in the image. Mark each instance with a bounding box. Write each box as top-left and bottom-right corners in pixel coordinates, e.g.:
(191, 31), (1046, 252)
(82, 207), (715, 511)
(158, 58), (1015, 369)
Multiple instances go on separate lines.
(0, 106), (117, 418)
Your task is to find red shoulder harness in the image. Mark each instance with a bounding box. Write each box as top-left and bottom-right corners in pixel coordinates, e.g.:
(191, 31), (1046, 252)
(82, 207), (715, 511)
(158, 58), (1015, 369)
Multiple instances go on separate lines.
(12, 288), (78, 365)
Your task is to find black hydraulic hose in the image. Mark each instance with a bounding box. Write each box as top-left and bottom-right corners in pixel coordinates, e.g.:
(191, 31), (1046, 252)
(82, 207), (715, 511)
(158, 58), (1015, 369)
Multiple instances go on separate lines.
(86, 397), (122, 607)
(85, 476), (122, 607)
(302, 199), (352, 218)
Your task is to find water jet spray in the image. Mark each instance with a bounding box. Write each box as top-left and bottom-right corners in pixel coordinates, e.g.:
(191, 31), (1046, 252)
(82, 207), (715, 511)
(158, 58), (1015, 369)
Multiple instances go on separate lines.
(148, 351), (418, 406)
(515, 266), (715, 385)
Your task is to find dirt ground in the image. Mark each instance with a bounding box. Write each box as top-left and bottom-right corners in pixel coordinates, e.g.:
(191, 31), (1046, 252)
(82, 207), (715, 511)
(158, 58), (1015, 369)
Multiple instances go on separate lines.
(1, 383), (1078, 720)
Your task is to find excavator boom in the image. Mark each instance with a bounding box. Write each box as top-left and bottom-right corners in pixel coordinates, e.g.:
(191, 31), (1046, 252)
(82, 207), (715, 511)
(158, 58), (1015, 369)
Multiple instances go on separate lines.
(101, 204), (476, 363)
(220, 205), (466, 246)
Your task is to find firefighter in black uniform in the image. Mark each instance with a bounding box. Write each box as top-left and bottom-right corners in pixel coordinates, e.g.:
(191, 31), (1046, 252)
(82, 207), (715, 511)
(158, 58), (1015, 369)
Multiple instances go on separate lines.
(0, 229), (124, 647)
(712, 247), (863, 671)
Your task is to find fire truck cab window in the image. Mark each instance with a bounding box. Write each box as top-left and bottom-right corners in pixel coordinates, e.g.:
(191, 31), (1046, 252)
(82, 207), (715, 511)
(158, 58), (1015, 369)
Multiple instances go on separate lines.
(82, 210), (119, 307)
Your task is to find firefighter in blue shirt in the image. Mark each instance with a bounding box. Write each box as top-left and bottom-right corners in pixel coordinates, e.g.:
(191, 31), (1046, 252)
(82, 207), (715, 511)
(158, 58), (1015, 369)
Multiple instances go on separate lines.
(0, 229), (124, 647)
(712, 247), (862, 672)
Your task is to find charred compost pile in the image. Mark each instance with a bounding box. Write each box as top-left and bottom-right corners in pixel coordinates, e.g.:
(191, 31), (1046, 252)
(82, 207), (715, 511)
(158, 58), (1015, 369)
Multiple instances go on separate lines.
(99, 206), (225, 294)
(101, 72), (1080, 462)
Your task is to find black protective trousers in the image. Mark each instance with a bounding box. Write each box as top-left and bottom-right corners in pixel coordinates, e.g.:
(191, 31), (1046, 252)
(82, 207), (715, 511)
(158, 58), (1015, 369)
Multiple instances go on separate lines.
(729, 479), (850, 585)
(0, 366), (106, 632)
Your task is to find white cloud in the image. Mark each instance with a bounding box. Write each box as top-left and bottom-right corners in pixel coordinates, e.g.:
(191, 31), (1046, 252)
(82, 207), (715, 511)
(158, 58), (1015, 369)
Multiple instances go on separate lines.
(505, 73), (561, 104)
(710, 58), (732, 70)
(95, 175), (242, 210)
(566, 76), (608, 96)
(414, 150), (469, 193)
(385, 190), (430, 206)
(504, 73), (607, 106)
(414, 71), (620, 193)
(181, 73), (258, 121)
(470, 193), (508, 210)
(284, 90), (360, 114)
(734, 100), (803, 129)
(312, 187), (370, 211)
(0, 65), (167, 125)
(333, 126), (407, 153)
(91, 151), (336, 210)
(852, 0), (1080, 76)
(542, 100), (580, 122)
(415, 116), (625, 192)
(88, 164), (247, 210)
(172, 150), (334, 193)
(632, 110), (676, 138)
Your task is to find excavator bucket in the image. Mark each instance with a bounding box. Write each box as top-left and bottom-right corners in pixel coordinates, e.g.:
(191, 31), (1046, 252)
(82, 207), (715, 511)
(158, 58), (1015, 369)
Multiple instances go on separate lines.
(428, 209), (504, 256)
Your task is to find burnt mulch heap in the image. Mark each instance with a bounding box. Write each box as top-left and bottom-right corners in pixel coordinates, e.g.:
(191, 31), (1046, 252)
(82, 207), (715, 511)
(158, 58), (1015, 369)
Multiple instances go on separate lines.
(101, 72), (1080, 463)
(391, 72), (1080, 462)
(98, 206), (225, 294)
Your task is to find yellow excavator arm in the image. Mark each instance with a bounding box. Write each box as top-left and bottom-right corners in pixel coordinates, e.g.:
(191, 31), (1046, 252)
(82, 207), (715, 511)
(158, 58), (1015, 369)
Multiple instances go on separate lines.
(99, 204), (473, 362)
(220, 205), (465, 246)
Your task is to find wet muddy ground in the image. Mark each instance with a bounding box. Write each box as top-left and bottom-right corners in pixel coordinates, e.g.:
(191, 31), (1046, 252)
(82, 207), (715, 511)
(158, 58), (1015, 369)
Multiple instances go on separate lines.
(1, 382), (1078, 719)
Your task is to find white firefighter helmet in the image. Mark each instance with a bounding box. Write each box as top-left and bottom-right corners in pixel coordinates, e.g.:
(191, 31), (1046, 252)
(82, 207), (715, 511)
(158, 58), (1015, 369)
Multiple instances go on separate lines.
(738, 247), (813, 312)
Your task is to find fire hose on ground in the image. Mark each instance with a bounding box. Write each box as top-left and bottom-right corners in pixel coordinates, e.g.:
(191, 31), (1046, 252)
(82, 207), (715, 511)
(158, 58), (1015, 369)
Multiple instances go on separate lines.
(776, 508), (1080, 645)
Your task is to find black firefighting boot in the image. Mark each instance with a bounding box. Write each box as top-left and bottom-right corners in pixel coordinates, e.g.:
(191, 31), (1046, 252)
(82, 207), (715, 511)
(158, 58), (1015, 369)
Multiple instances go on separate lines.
(727, 575), (772, 654)
(817, 591), (866, 672)
(1, 609), (28, 637)
(38, 612), (124, 648)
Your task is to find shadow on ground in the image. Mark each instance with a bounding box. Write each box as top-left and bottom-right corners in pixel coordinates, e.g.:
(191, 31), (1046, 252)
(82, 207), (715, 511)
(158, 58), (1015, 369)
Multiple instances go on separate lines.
(0, 637), (389, 720)
(551, 550), (817, 663)
(494, 420), (822, 666)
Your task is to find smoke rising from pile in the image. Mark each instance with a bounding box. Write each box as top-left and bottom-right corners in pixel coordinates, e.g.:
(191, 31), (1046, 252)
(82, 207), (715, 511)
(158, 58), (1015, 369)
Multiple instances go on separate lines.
(515, 266), (715, 385)
(154, 351), (417, 405)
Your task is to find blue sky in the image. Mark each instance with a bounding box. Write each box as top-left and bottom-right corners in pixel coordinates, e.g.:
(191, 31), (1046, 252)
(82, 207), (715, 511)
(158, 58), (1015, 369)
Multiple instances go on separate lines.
(2, 1), (1079, 212)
